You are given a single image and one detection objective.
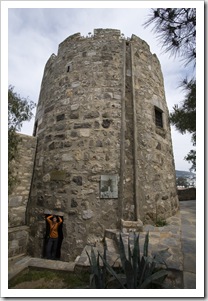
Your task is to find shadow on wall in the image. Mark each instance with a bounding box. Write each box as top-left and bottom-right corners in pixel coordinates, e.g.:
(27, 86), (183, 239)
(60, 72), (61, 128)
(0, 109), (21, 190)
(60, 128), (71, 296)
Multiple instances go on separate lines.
(177, 188), (196, 201)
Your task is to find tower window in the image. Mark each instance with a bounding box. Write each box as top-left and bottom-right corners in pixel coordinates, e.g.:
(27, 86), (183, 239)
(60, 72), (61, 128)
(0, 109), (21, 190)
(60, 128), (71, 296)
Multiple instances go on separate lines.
(155, 108), (163, 128)
(67, 66), (70, 72)
(33, 120), (38, 137)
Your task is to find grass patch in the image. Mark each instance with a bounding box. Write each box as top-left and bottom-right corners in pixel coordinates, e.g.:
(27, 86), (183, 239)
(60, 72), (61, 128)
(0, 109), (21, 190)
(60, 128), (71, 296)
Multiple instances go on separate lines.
(9, 267), (90, 289)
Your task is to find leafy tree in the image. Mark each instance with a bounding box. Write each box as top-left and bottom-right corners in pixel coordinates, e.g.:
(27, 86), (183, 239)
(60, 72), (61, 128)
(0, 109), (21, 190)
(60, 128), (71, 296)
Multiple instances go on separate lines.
(144, 8), (196, 171)
(8, 86), (35, 194)
(170, 78), (196, 170)
(176, 177), (188, 188)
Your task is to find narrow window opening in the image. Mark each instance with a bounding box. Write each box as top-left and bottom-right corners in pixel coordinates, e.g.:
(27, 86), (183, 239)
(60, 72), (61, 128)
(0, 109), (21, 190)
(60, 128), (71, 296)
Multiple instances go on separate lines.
(155, 108), (163, 128)
(33, 120), (38, 137)
(67, 65), (70, 72)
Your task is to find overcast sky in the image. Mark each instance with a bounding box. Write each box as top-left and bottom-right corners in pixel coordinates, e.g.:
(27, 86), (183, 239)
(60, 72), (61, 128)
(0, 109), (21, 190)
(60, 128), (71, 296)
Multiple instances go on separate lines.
(7, 4), (199, 172)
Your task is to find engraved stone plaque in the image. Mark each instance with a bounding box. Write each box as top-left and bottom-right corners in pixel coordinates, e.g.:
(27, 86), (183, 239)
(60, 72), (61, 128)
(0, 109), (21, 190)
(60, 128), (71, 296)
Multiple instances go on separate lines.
(100, 174), (118, 198)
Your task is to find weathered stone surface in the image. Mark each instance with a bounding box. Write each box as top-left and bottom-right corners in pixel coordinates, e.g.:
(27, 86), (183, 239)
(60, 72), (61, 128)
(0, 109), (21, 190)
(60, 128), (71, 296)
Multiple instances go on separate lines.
(56, 114), (65, 121)
(9, 196), (23, 207)
(8, 226), (30, 257)
(80, 129), (90, 137)
(74, 123), (91, 129)
(84, 111), (100, 119)
(72, 176), (82, 186)
(50, 170), (66, 181)
(121, 219), (143, 232)
(8, 134), (36, 235)
(177, 188), (196, 201)
(71, 104), (79, 111)
(82, 209), (94, 220)
(14, 29), (179, 261)
(42, 173), (50, 182)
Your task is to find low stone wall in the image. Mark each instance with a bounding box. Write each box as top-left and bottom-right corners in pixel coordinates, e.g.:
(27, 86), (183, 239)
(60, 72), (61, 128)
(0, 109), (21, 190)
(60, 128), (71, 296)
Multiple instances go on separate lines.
(8, 133), (37, 258)
(177, 188), (196, 201)
(8, 226), (30, 257)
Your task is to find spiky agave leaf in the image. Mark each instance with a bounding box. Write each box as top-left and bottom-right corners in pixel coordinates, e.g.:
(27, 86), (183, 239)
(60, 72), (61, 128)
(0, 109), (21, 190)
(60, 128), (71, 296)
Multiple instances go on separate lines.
(132, 233), (139, 288)
(86, 247), (103, 288)
(124, 259), (134, 288)
(143, 231), (149, 257)
(86, 248), (93, 273)
(102, 237), (107, 286)
(118, 234), (127, 271)
(96, 252), (104, 288)
(139, 269), (168, 289)
(99, 252), (126, 289)
(143, 256), (156, 280)
(138, 256), (148, 287)
(128, 235), (132, 263)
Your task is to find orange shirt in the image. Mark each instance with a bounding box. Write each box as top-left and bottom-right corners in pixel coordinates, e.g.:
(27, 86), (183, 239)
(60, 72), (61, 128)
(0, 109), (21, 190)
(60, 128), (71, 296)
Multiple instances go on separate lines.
(47, 215), (62, 238)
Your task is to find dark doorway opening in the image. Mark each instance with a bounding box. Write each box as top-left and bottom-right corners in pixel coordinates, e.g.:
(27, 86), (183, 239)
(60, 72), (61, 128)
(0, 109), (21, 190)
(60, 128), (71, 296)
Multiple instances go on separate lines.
(43, 214), (64, 260)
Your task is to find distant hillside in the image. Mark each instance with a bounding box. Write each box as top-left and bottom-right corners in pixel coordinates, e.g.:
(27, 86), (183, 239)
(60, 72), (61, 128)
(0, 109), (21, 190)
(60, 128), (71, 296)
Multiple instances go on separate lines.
(176, 170), (196, 178)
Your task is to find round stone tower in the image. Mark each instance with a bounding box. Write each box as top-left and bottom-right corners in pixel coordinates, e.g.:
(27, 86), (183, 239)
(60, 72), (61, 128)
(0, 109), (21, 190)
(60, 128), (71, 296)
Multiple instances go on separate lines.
(27, 29), (179, 261)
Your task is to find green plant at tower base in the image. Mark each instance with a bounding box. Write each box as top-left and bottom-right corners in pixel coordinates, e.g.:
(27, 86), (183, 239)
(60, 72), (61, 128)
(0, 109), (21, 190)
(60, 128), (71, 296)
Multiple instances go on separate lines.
(155, 219), (168, 227)
(86, 232), (168, 289)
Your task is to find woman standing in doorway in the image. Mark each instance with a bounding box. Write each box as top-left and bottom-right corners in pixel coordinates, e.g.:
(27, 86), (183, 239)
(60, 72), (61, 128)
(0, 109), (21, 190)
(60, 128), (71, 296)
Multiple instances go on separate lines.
(46, 215), (63, 260)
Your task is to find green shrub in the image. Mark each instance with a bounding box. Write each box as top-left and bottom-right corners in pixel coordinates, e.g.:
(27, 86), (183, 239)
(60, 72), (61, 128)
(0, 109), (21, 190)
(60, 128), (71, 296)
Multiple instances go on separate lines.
(155, 219), (168, 227)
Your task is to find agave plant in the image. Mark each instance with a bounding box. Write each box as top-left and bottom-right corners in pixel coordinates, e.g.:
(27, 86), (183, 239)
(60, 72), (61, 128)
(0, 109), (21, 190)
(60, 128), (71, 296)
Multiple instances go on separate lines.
(86, 240), (107, 289)
(86, 232), (168, 289)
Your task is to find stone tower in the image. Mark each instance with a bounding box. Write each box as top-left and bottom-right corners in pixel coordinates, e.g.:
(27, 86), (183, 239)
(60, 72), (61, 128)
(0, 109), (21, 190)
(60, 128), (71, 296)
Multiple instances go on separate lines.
(27, 29), (179, 261)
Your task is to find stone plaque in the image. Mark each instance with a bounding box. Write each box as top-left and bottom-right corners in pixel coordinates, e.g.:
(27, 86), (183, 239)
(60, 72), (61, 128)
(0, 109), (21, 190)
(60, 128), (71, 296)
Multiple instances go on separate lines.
(100, 175), (118, 198)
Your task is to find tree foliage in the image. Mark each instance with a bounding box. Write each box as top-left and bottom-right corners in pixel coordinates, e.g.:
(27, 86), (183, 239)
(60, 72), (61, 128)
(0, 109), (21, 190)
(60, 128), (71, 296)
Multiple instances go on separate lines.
(144, 8), (196, 171)
(8, 86), (35, 194)
(144, 8), (196, 66)
(176, 177), (188, 188)
(170, 78), (196, 136)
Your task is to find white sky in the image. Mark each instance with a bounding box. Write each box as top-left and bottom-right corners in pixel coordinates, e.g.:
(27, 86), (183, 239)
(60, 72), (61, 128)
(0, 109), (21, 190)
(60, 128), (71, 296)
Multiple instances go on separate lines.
(6, 3), (201, 173)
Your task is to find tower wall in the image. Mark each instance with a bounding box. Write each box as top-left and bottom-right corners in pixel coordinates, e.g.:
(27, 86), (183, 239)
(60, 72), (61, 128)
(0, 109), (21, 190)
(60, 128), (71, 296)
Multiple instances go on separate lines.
(27, 29), (179, 261)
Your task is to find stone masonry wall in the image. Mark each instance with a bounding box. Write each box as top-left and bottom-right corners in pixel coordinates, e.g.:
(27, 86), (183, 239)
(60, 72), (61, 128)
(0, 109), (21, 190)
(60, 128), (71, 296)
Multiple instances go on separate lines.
(130, 35), (179, 223)
(8, 133), (37, 257)
(27, 29), (124, 260)
(26, 29), (179, 261)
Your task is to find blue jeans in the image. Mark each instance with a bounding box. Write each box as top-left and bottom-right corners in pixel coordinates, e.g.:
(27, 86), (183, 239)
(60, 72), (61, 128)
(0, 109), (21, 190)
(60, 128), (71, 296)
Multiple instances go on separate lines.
(46, 237), (58, 259)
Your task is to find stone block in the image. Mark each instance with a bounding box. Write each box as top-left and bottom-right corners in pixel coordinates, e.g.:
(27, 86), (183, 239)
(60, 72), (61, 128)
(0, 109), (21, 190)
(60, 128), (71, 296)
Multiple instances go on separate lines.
(56, 114), (65, 121)
(72, 176), (82, 186)
(50, 170), (66, 181)
(82, 209), (94, 220)
(121, 219), (143, 232)
(9, 196), (23, 207)
(80, 129), (90, 137)
(71, 104), (79, 111)
(71, 82), (80, 88)
(84, 111), (100, 119)
(42, 173), (50, 182)
(74, 123), (91, 129)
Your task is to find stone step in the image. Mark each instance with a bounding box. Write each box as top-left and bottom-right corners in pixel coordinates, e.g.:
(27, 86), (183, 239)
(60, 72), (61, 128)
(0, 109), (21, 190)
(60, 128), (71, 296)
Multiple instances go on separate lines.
(28, 257), (75, 272)
(8, 255), (31, 280)
(8, 256), (76, 280)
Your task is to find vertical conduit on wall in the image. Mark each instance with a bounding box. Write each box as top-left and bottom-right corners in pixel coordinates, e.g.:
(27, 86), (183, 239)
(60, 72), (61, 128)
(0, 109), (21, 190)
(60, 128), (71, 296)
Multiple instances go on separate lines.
(119, 39), (126, 222)
(130, 42), (139, 221)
